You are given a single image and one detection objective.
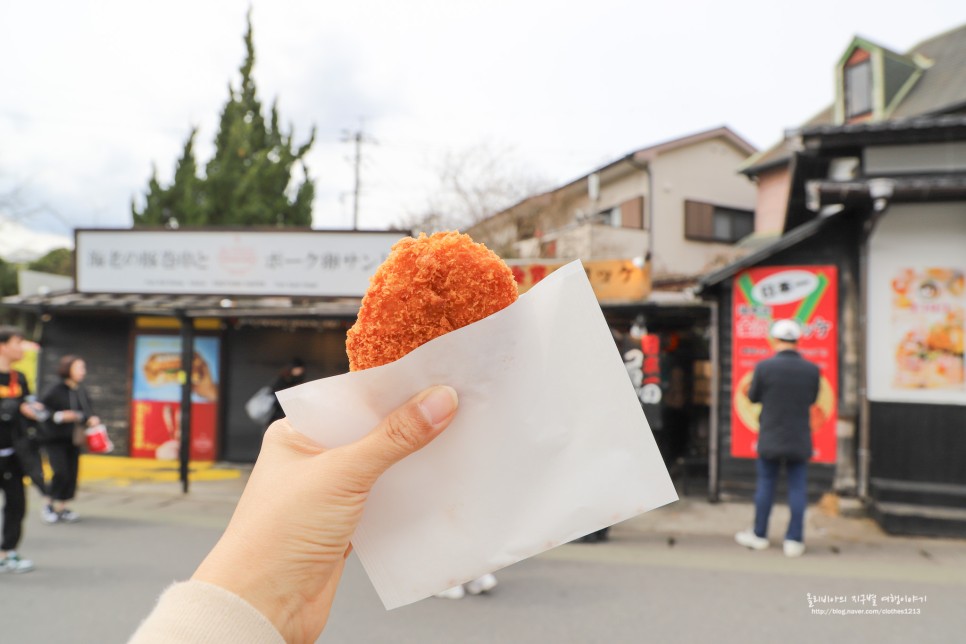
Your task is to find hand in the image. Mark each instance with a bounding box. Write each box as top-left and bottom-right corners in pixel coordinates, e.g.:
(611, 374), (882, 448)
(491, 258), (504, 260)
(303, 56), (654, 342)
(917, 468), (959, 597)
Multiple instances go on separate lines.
(191, 385), (459, 643)
(86, 415), (102, 427)
(19, 401), (42, 421)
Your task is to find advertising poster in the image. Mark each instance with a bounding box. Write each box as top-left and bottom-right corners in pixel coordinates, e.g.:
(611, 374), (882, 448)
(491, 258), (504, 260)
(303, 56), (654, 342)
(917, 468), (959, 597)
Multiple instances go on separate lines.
(867, 203), (966, 405)
(731, 266), (838, 463)
(130, 335), (220, 460)
(890, 268), (965, 391)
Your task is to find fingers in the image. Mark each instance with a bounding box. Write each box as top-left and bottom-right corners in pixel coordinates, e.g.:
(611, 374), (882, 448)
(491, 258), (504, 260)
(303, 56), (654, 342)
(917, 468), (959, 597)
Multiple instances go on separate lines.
(339, 386), (458, 487)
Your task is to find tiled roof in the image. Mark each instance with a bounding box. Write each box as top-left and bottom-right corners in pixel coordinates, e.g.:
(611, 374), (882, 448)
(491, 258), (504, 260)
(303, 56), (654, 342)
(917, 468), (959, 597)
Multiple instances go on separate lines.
(743, 22), (966, 176)
(893, 23), (966, 117)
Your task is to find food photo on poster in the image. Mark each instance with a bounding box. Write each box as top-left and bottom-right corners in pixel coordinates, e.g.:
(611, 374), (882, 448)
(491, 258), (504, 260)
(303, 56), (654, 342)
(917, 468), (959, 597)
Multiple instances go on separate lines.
(731, 266), (839, 463)
(129, 334), (220, 460)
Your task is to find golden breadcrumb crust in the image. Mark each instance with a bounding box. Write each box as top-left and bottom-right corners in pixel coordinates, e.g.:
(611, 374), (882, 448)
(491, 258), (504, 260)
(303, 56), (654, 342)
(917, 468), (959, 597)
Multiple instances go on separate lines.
(346, 231), (518, 371)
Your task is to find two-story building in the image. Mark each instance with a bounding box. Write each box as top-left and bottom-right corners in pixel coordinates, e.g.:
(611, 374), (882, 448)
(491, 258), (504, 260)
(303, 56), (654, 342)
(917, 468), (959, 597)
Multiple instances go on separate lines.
(468, 126), (758, 485)
(698, 23), (966, 536)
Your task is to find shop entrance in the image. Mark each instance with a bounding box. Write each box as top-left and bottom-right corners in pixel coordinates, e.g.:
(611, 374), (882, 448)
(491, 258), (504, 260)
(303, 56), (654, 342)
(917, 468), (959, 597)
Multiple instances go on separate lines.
(604, 303), (712, 496)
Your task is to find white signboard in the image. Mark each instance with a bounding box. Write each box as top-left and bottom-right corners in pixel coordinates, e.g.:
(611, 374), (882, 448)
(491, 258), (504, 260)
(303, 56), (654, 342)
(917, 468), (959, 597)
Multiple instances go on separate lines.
(75, 230), (405, 297)
(867, 204), (966, 406)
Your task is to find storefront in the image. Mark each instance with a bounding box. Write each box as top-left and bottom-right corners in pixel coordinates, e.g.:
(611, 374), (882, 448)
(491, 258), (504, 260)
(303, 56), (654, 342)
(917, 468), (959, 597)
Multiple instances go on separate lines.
(1, 229), (402, 465)
(698, 116), (966, 536)
(513, 258), (715, 494)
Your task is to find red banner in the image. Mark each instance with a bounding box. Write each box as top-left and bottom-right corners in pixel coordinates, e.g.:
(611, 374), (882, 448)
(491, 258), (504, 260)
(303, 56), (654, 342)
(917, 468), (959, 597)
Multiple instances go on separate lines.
(731, 266), (838, 463)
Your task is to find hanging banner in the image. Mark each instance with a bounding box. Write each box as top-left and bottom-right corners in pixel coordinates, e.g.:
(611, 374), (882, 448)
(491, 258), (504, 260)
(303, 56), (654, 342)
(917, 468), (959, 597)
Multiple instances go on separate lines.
(129, 334), (220, 460)
(731, 266), (838, 463)
(509, 259), (650, 301)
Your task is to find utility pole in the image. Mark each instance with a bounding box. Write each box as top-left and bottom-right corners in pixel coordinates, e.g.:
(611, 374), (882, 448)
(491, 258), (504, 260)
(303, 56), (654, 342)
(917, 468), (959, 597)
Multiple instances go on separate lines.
(342, 126), (369, 230)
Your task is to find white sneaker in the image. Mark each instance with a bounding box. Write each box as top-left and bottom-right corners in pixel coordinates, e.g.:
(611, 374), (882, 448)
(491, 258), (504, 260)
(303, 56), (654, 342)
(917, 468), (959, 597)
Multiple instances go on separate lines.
(41, 505), (60, 524)
(464, 573), (497, 595)
(783, 540), (806, 557)
(58, 509), (80, 523)
(434, 585), (466, 599)
(735, 530), (769, 550)
(0, 552), (35, 573)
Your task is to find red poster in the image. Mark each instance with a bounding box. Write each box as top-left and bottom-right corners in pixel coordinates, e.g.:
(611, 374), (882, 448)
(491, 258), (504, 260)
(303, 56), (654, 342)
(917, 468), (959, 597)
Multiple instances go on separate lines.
(731, 266), (838, 463)
(129, 401), (217, 460)
(129, 334), (220, 461)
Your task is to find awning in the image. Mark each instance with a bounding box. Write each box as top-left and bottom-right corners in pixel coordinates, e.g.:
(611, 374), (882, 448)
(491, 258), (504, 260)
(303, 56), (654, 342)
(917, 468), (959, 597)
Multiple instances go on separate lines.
(0, 290), (362, 319)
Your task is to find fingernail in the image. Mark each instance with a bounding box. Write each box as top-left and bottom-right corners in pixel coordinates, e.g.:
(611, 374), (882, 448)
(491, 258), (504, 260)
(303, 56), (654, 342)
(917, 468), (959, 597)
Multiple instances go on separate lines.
(418, 386), (459, 427)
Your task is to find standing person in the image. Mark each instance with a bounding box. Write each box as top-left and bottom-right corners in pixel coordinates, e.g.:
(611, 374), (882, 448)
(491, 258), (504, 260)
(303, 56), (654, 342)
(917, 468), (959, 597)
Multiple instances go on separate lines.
(41, 355), (100, 523)
(0, 326), (37, 572)
(735, 319), (820, 557)
(266, 358), (306, 426)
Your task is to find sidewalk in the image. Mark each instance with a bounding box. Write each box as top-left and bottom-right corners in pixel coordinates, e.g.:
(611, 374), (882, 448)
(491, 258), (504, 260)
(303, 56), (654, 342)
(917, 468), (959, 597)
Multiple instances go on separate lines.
(76, 456), (965, 553)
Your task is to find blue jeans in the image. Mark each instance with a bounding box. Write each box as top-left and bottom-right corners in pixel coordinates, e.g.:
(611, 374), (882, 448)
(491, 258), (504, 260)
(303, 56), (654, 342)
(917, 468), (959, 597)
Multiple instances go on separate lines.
(753, 457), (808, 543)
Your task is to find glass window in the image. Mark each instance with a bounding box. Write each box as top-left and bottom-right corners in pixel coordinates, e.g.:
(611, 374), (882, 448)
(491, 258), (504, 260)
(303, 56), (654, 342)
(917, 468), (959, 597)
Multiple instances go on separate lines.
(845, 61), (872, 118)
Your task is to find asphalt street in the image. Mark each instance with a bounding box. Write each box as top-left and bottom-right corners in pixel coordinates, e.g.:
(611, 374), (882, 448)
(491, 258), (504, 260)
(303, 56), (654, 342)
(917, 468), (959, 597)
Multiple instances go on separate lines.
(1, 476), (962, 643)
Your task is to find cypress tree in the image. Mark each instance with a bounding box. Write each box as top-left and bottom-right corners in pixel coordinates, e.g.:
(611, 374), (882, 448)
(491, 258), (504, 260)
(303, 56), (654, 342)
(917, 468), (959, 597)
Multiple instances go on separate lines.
(133, 11), (315, 228)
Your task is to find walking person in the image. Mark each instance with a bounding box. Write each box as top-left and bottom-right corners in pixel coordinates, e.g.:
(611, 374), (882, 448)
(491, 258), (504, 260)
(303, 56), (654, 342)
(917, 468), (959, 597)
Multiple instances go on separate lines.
(41, 355), (100, 523)
(735, 319), (820, 557)
(266, 358), (306, 427)
(17, 402), (56, 522)
(0, 326), (38, 572)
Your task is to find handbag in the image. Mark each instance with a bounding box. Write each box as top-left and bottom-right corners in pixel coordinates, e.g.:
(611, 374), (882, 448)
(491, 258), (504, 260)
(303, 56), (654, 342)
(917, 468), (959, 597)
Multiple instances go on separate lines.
(245, 386), (277, 425)
(72, 423), (86, 448)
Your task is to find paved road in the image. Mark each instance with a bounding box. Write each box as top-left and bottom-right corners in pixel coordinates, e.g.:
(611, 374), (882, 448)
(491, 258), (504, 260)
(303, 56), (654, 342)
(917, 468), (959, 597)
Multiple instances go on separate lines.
(1, 479), (962, 643)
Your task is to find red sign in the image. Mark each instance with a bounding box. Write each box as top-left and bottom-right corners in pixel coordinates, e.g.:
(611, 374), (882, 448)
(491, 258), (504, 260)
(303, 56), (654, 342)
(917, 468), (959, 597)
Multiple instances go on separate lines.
(731, 266), (838, 463)
(130, 401), (217, 460)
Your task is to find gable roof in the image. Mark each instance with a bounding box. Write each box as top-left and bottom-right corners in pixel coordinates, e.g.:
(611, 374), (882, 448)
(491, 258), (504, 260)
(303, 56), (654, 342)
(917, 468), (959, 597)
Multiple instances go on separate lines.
(742, 22), (966, 177)
(479, 126), (757, 222)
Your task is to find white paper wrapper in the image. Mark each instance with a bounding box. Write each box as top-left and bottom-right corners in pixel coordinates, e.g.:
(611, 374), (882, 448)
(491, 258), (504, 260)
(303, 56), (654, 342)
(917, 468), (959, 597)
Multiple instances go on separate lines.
(278, 260), (678, 609)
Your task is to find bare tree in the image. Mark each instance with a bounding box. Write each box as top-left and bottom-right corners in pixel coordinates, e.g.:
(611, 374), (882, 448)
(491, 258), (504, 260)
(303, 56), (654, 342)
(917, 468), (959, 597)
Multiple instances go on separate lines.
(400, 142), (549, 234)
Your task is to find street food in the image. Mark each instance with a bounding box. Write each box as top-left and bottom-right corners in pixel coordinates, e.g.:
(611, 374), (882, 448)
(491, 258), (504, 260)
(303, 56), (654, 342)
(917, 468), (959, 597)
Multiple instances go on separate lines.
(346, 231), (518, 371)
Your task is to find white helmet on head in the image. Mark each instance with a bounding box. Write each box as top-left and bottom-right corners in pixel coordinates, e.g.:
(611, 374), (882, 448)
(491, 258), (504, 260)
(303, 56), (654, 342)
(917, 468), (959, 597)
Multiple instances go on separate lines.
(770, 318), (802, 342)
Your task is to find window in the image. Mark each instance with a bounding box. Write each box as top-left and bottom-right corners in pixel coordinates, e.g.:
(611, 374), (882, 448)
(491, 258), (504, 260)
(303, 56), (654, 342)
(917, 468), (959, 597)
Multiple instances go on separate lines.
(585, 196), (646, 229)
(845, 60), (873, 119)
(684, 200), (753, 243)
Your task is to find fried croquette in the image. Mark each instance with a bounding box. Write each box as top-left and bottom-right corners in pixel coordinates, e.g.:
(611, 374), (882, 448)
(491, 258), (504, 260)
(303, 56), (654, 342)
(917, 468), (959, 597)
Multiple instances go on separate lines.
(346, 231), (518, 371)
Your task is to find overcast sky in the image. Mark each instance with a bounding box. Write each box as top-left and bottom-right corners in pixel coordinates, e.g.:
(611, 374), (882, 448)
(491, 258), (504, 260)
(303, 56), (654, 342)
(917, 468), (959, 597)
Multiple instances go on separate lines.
(2, 1), (965, 239)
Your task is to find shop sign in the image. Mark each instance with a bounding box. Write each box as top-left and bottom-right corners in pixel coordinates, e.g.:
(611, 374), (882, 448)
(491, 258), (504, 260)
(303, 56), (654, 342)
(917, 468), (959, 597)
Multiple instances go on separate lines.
(510, 259), (650, 301)
(75, 229), (404, 297)
(731, 266), (838, 463)
(129, 334), (220, 461)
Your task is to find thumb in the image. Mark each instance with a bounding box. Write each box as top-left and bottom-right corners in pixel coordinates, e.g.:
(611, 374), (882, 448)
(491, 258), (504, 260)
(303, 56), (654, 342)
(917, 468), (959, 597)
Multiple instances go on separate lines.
(339, 386), (459, 487)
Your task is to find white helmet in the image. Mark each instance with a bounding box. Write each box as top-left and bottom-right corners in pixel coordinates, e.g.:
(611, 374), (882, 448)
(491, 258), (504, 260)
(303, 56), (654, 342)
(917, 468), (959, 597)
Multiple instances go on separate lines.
(770, 319), (802, 342)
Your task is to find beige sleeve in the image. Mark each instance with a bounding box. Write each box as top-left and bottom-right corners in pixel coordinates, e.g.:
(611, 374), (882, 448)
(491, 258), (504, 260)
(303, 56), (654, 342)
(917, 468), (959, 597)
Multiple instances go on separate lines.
(129, 580), (285, 644)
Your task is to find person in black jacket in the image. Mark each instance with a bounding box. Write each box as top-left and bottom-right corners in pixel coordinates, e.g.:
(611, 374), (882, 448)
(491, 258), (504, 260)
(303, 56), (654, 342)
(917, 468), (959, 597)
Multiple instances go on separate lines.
(266, 358), (306, 427)
(0, 326), (38, 572)
(735, 319), (820, 558)
(41, 355), (101, 523)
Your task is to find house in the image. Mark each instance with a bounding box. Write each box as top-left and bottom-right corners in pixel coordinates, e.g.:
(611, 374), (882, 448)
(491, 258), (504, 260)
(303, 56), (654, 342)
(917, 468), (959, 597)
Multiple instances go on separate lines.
(467, 126), (758, 290)
(467, 126), (757, 487)
(698, 22), (966, 537)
